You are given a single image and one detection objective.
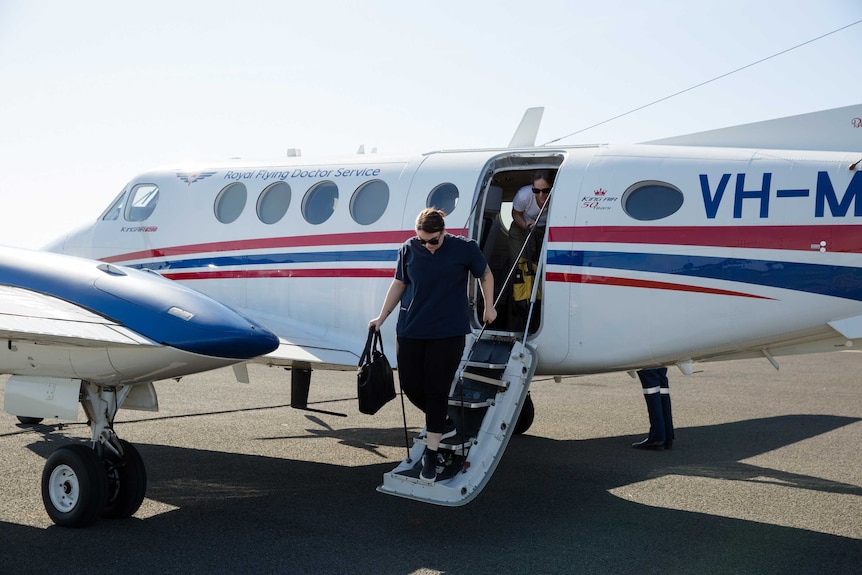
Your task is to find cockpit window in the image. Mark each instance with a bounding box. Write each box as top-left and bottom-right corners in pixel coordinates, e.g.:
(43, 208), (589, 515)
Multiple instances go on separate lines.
(622, 181), (684, 221)
(124, 184), (160, 222)
(100, 191), (126, 221)
(350, 180), (389, 225)
(427, 183), (459, 214)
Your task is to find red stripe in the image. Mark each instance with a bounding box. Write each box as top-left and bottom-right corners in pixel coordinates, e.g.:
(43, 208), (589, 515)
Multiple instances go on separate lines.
(101, 228), (470, 263)
(546, 272), (773, 299)
(548, 225), (862, 253)
(163, 268), (395, 281)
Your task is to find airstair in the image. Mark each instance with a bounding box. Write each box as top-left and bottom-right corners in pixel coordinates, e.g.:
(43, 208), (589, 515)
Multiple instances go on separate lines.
(378, 330), (536, 505)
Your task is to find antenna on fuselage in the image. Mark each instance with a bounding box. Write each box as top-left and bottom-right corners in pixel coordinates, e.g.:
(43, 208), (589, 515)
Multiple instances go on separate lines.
(287, 148), (302, 157)
(508, 107), (544, 148)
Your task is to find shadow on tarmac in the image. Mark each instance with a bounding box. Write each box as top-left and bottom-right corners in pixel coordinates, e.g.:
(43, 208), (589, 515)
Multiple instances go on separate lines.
(2, 414), (861, 575)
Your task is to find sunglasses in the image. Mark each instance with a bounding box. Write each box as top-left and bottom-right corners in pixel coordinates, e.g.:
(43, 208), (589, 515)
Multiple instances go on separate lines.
(416, 233), (442, 245)
(532, 187), (552, 194)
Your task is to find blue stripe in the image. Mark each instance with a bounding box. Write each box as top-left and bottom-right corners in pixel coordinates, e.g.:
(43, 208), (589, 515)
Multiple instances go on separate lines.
(547, 250), (862, 302)
(129, 249), (398, 271)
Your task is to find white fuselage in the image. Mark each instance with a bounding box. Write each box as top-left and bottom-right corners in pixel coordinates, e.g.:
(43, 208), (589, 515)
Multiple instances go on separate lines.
(49, 144), (862, 374)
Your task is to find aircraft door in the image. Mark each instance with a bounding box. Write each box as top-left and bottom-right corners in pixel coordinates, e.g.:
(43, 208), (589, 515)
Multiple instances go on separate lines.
(402, 152), (494, 236)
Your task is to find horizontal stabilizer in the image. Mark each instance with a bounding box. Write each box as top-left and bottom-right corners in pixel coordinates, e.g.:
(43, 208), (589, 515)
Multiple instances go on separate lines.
(645, 104), (862, 152)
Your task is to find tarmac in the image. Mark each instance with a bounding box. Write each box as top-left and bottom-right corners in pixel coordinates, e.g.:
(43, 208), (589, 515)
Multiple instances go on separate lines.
(1, 350), (860, 574)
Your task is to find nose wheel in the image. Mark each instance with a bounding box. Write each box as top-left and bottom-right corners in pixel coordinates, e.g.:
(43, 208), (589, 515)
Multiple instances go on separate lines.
(41, 439), (148, 528)
(42, 445), (108, 528)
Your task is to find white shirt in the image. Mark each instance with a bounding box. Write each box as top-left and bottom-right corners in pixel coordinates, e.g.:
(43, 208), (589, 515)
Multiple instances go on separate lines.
(512, 185), (547, 227)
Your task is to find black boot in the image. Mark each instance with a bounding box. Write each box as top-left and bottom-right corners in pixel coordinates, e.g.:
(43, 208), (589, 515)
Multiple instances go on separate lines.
(633, 369), (666, 450)
(660, 372), (674, 449)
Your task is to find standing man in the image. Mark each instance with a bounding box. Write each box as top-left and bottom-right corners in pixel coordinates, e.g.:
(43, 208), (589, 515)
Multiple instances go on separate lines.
(632, 367), (675, 450)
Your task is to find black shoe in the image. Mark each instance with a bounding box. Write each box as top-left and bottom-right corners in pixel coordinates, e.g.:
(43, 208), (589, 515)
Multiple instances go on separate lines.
(632, 437), (665, 450)
(440, 417), (457, 441)
(420, 450), (438, 483)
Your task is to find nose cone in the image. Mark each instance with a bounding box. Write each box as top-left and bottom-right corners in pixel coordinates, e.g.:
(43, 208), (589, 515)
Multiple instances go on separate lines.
(1, 246), (280, 360)
(93, 267), (280, 359)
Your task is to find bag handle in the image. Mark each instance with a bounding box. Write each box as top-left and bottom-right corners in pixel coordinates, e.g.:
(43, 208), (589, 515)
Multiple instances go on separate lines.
(373, 329), (385, 356)
(358, 327), (376, 367)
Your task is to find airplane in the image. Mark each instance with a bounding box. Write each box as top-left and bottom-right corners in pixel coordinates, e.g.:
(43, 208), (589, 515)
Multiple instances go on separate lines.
(6, 102), (862, 525)
(0, 246), (279, 526)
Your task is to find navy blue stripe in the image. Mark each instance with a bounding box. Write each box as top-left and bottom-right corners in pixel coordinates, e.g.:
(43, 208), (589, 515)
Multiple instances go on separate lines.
(547, 250), (862, 302)
(129, 249), (398, 271)
(776, 189), (810, 198)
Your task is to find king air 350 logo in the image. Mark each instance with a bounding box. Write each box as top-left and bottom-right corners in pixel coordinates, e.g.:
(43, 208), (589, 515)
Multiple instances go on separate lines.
(176, 171), (217, 186)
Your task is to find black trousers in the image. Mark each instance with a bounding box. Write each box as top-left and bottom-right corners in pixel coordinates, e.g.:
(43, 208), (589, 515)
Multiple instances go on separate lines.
(396, 335), (465, 433)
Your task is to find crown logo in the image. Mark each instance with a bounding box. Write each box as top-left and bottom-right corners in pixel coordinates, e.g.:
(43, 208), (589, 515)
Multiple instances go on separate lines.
(594, 188), (607, 196)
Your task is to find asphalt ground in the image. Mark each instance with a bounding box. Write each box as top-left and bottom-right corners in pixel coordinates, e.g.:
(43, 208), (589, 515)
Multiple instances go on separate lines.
(1, 351), (860, 575)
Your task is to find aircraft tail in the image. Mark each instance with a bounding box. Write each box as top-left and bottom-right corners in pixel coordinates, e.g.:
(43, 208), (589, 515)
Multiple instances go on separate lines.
(509, 107), (544, 148)
(644, 104), (862, 152)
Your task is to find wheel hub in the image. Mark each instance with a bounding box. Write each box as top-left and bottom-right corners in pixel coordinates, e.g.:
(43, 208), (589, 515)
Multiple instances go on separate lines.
(48, 464), (80, 512)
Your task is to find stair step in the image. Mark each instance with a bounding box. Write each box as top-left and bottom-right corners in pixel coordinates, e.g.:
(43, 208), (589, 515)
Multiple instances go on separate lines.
(465, 360), (508, 369)
(448, 376), (498, 408)
(462, 371), (508, 389)
(412, 434), (475, 455)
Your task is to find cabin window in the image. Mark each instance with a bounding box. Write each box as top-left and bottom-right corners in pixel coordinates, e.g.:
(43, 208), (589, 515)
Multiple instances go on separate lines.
(427, 183), (459, 215)
(214, 182), (247, 224)
(257, 181), (291, 225)
(302, 181), (339, 224)
(622, 181), (684, 221)
(124, 184), (160, 222)
(100, 191), (126, 221)
(350, 180), (389, 225)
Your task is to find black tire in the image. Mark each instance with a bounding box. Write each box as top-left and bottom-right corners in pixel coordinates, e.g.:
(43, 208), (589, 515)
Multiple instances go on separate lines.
(17, 416), (44, 425)
(514, 393), (535, 435)
(41, 444), (108, 528)
(103, 439), (147, 519)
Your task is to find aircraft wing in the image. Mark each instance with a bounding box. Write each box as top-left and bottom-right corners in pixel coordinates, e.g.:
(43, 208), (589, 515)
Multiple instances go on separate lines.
(0, 285), (155, 348)
(645, 103), (862, 152)
(246, 310), (362, 370)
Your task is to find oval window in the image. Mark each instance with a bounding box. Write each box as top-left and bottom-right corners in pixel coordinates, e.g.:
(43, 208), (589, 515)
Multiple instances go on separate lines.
(257, 181), (291, 224)
(622, 181), (684, 221)
(350, 180), (389, 225)
(302, 181), (339, 224)
(427, 183), (459, 215)
(214, 182), (247, 224)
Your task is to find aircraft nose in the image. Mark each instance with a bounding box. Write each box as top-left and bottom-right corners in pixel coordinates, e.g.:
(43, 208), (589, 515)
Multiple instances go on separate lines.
(166, 307), (281, 359)
(93, 267), (280, 360)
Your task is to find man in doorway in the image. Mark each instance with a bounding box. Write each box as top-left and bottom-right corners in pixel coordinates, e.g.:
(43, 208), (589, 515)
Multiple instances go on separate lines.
(510, 169), (554, 263)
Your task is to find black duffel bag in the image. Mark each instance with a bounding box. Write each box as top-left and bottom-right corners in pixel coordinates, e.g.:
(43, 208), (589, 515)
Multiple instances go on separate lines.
(357, 328), (396, 415)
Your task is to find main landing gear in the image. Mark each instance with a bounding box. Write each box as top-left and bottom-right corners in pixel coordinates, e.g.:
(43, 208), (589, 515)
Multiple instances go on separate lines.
(41, 383), (147, 528)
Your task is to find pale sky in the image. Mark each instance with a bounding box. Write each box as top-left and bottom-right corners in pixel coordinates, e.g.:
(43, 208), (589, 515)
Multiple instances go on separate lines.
(1, 0), (860, 249)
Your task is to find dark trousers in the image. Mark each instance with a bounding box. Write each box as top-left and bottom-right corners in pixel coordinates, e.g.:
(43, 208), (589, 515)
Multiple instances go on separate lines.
(396, 335), (465, 433)
(637, 367), (674, 443)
